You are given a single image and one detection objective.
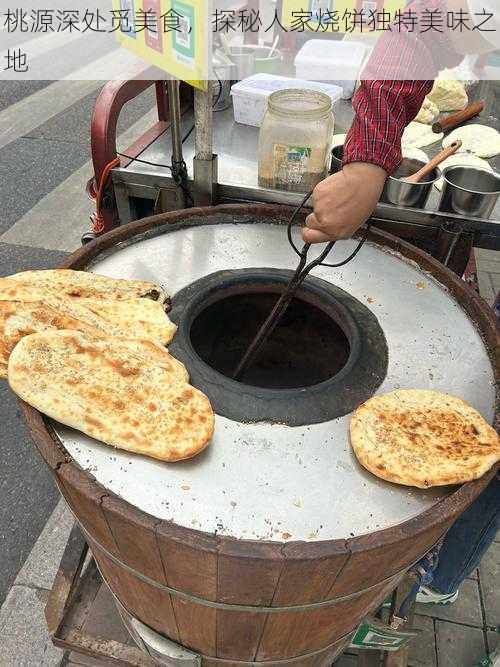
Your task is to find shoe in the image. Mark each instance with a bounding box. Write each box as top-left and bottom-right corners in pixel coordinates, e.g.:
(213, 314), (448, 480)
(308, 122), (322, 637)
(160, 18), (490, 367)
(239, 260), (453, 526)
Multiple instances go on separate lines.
(416, 585), (459, 605)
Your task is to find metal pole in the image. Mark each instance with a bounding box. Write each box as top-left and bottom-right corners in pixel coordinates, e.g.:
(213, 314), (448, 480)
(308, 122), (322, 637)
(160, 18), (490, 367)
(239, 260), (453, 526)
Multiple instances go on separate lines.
(193, 85), (218, 205)
(166, 79), (184, 169)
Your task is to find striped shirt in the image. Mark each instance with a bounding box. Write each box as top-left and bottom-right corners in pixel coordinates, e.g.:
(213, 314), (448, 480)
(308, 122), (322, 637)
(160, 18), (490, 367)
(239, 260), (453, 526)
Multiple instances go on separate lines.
(343, 0), (464, 174)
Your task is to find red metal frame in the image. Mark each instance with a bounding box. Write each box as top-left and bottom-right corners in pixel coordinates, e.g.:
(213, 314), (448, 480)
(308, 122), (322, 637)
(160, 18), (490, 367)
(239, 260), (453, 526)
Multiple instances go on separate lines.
(88, 62), (194, 233)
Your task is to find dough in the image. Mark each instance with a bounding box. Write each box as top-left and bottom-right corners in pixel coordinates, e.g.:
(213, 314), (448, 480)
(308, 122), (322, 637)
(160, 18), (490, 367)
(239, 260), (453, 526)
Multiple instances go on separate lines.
(402, 122), (443, 149)
(414, 98), (440, 125)
(402, 148), (429, 163)
(427, 77), (468, 112)
(332, 133), (346, 148)
(434, 153), (494, 191)
(443, 125), (500, 159)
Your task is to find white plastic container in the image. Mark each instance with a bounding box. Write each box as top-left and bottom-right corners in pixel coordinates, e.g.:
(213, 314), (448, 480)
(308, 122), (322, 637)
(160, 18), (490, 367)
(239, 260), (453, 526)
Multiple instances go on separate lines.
(230, 73), (343, 127)
(294, 39), (366, 100)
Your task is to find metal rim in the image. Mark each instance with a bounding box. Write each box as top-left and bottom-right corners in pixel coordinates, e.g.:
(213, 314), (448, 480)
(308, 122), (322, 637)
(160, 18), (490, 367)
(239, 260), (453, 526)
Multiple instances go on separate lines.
(21, 203), (499, 562)
(168, 268), (388, 425)
(442, 165), (500, 196)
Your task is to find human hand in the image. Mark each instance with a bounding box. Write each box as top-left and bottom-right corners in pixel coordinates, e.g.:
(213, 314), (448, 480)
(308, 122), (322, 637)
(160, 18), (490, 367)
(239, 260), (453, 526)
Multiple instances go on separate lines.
(303, 163), (387, 243)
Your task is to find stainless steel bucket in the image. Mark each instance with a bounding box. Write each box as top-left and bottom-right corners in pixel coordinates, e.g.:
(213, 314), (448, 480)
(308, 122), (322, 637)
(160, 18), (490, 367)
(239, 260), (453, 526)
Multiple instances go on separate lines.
(229, 45), (255, 81)
(438, 166), (500, 219)
(381, 159), (439, 209)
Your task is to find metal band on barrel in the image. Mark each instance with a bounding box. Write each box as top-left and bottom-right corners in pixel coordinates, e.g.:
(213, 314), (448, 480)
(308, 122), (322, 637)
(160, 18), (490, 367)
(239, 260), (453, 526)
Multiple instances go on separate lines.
(72, 518), (444, 613)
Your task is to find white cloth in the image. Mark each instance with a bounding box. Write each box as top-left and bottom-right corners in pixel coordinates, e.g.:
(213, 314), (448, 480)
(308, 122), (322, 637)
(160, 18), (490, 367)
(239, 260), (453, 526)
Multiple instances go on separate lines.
(466, 0), (500, 48)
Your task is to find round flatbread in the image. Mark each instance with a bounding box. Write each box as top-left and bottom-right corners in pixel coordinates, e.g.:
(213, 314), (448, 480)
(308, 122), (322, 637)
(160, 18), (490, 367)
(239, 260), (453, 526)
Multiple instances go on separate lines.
(350, 390), (499, 489)
(443, 125), (500, 159)
(434, 153), (494, 191)
(402, 122), (443, 149)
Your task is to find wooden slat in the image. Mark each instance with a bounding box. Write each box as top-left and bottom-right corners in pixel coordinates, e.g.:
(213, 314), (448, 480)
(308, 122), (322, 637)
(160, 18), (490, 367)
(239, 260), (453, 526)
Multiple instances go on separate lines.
(217, 539), (283, 605)
(256, 575), (399, 661)
(330, 521), (451, 598)
(102, 496), (166, 584)
(57, 464), (120, 557)
(94, 549), (180, 644)
(216, 609), (268, 661)
(156, 523), (218, 601)
(172, 597), (217, 656)
(272, 543), (350, 605)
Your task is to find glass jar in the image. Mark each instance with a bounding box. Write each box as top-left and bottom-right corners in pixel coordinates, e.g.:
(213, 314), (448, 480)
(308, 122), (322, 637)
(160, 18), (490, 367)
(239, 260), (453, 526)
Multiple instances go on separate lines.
(258, 89), (334, 194)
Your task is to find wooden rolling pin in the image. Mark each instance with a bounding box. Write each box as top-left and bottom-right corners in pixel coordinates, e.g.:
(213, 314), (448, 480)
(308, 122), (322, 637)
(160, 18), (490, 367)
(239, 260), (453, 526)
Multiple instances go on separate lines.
(432, 101), (485, 134)
(404, 141), (462, 184)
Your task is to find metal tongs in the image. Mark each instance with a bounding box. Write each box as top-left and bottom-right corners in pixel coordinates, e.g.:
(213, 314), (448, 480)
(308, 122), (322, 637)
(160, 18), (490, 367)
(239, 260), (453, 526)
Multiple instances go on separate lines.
(232, 192), (371, 381)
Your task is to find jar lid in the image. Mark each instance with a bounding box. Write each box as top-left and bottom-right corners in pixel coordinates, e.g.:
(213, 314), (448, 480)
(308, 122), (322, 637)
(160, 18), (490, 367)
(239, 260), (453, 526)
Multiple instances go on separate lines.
(268, 89), (333, 119)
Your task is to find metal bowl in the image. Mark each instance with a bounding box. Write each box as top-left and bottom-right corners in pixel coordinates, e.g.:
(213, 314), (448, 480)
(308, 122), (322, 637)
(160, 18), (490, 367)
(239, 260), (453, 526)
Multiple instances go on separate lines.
(381, 158), (440, 209)
(438, 165), (500, 219)
(330, 145), (344, 174)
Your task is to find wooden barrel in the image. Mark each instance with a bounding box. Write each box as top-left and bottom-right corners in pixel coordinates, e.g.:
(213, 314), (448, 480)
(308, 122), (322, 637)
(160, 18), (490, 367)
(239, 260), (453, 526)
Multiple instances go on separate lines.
(22, 204), (498, 667)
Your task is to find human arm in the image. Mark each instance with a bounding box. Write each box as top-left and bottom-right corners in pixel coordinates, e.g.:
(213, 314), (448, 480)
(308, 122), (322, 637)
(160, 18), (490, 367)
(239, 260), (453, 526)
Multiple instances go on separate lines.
(303, 0), (492, 243)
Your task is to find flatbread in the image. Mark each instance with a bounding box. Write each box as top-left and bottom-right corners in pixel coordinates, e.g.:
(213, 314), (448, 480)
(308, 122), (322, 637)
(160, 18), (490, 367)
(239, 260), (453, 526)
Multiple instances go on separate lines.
(8, 331), (211, 463)
(0, 297), (187, 381)
(402, 122), (443, 149)
(443, 125), (500, 159)
(350, 390), (499, 489)
(8, 269), (169, 305)
(80, 298), (176, 345)
(0, 300), (102, 377)
(434, 153), (494, 191)
(0, 279), (176, 356)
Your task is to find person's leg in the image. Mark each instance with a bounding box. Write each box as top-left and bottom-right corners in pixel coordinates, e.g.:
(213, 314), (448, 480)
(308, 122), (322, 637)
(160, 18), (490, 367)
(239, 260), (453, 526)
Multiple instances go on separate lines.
(431, 474), (499, 595)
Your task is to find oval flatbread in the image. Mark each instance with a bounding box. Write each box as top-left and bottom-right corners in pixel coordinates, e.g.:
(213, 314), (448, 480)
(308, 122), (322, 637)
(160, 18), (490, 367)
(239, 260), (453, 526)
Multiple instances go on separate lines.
(350, 390), (499, 488)
(443, 125), (500, 159)
(8, 269), (169, 304)
(8, 331), (211, 463)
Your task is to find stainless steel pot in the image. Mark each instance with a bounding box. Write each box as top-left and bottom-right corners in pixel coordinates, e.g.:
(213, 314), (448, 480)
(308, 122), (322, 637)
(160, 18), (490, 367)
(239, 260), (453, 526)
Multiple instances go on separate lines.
(381, 159), (439, 209)
(438, 166), (500, 219)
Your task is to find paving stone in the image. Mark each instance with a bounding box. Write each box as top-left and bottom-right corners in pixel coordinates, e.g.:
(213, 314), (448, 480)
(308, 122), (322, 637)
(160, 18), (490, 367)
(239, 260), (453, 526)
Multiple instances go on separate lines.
(435, 620), (486, 667)
(0, 585), (64, 666)
(479, 540), (500, 627)
(15, 499), (73, 591)
(477, 270), (496, 305)
(487, 631), (500, 653)
(476, 248), (500, 263)
(416, 578), (483, 626)
(408, 614), (436, 667)
(467, 569), (479, 581)
(489, 272), (500, 294)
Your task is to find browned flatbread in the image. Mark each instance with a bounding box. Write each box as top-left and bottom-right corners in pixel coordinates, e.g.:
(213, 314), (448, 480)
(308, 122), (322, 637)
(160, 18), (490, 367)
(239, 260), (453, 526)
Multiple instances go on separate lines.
(8, 331), (211, 463)
(7, 270), (169, 304)
(350, 390), (499, 488)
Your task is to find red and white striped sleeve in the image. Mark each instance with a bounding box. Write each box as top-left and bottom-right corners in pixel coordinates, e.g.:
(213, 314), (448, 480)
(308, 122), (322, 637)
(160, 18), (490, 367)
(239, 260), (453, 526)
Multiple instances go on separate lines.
(343, 0), (463, 175)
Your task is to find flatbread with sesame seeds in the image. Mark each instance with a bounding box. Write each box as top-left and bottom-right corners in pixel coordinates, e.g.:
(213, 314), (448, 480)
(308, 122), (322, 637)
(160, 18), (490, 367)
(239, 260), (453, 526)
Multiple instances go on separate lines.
(8, 330), (212, 463)
(0, 278), (177, 376)
(7, 269), (169, 305)
(350, 390), (499, 488)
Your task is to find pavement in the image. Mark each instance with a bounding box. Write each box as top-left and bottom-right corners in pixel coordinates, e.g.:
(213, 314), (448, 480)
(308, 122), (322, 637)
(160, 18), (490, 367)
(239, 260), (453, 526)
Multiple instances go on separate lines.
(0, 76), (499, 666)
